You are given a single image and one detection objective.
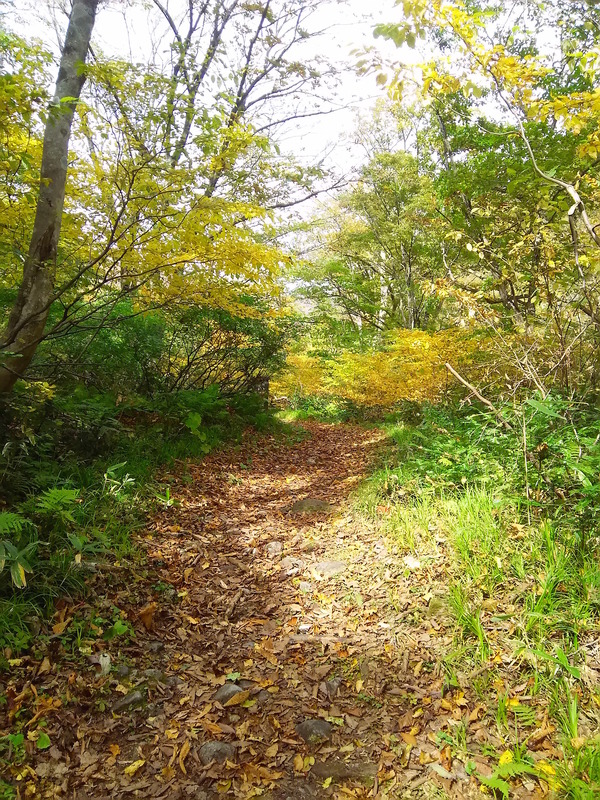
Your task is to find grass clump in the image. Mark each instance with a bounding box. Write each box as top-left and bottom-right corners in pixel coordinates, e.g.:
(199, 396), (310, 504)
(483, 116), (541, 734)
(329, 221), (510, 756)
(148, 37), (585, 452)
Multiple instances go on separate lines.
(357, 397), (600, 799)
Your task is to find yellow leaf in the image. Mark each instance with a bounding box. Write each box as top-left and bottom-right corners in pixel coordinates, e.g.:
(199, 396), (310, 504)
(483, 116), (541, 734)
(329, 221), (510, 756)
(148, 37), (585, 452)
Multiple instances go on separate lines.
(223, 690), (250, 707)
(109, 744), (120, 757)
(265, 743), (278, 758)
(124, 759), (146, 777)
(165, 728), (179, 740)
(293, 754), (304, 772)
(322, 777), (332, 788)
(401, 732), (418, 746)
(355, 678), (364, 692)
(179, 739), (191, 774)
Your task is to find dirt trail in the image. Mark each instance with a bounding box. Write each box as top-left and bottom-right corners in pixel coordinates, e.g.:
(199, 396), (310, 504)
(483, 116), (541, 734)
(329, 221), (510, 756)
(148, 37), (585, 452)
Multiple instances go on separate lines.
(11, 422), (485, 800)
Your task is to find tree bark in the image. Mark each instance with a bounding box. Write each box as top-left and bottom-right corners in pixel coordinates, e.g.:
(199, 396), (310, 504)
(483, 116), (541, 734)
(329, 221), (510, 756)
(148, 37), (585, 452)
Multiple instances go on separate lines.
(0, 0), (99, 392)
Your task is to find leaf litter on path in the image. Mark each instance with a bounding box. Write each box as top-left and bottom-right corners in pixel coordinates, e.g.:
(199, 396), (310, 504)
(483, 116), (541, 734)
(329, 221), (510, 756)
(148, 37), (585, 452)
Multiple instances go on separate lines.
(1, 421), (557, 799)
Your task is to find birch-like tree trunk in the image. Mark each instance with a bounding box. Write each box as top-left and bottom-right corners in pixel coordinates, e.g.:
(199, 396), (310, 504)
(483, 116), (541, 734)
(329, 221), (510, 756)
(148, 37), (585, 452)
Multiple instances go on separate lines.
(0, 0), (99, 392)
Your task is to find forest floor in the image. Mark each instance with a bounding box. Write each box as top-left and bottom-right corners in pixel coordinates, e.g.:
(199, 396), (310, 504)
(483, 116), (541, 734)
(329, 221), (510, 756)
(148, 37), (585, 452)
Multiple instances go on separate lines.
(2, 421), (573, 799)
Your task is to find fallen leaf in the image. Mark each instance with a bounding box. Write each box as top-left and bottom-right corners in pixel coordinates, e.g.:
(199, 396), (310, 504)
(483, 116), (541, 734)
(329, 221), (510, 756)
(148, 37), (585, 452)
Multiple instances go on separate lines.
(124, 759), (146, 777)
(109, 744), (120, 757)
(138, 602), (157, 631)
(52, 618), (71, 635)
(38, 657), (51, 675)
(224, 689), (250, 707)
(179, 739), (191, 774)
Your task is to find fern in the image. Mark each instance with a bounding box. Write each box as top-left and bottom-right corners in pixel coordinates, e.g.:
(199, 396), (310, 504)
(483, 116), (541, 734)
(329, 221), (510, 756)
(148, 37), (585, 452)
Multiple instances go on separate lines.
(35, 488), (80, 525)
(478, 775), (510, 798)
(0, 512), (29, 536)
(35, 488), (80, 513)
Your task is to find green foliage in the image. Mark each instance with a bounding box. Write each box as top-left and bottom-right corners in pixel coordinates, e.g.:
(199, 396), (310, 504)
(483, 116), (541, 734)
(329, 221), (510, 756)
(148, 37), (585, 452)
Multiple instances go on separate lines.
(0, 381), (278, 651)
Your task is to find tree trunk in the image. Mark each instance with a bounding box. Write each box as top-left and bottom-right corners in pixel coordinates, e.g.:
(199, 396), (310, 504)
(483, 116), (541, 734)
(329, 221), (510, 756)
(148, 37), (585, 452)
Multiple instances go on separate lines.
(0, 0), (99, 393)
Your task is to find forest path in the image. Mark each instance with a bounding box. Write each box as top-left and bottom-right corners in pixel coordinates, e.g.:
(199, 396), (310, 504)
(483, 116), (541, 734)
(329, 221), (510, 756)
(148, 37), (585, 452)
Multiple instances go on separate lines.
(30, 422), (485, 799)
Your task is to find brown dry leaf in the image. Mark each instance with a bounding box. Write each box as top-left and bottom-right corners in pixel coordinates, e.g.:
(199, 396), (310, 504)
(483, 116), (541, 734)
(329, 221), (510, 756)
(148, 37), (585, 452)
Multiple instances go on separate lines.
(265, 743), (278, 758)
(178, 739), (191, 774)
(469, 704), (486, 722)
(138, 602), (158, 631)
(52, 618), (71, 635)
(198, 719), (223, 735)
(38, 657), (51, 675)
(109, 744), (120, 757)
(293, 754), (304, 772)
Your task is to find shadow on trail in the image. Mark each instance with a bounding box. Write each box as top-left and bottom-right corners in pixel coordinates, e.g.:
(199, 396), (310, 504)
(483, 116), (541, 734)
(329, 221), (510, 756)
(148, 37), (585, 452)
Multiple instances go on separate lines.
(46, 421), (474, 800)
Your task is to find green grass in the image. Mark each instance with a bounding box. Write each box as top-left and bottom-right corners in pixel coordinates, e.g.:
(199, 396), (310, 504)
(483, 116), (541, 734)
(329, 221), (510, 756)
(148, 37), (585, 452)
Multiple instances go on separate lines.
(354, 399), (600, 799)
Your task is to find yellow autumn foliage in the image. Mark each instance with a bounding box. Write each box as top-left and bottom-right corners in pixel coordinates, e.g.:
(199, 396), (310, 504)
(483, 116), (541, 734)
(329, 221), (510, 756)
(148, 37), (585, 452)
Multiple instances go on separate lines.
(274, 328), (486, 407)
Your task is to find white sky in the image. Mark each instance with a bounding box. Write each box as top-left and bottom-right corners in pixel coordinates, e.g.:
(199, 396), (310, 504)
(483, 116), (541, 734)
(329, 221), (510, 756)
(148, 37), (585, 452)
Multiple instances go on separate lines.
(10, 0), (407, 175)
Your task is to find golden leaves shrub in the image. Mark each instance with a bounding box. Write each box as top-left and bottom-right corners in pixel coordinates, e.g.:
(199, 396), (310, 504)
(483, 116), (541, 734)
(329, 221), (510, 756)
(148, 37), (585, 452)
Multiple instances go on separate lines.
(274, 329), (486, 407)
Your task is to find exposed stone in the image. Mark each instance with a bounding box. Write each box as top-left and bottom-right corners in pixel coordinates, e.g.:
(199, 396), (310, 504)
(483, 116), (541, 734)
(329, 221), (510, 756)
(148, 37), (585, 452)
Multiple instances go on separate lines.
(115, 664), (131, 678)
(298, 581), (312, 593)
(427, 595), (447, 617)
(214, 683), (244, 704)
(112, 689), (144, 713)
(199, 741), (236, 765)
(403, 554), (421, 570)
(320, 676), (342, 700)
(143, 668), (165, 683)
(280, 556), (306, 574)
(266, 541), (284, 559)
(290, 498), (334, 514)
(147, 640), (164, 653)
(311, 560), (347, 579)
(295, 718), (333, 744)
(256, 689), (272, 708)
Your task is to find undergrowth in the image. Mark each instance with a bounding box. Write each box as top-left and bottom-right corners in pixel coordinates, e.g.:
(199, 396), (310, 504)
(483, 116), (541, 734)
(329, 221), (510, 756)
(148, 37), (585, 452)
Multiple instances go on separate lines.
(0, 383), (276, 653)
(352, 397), (600, 799)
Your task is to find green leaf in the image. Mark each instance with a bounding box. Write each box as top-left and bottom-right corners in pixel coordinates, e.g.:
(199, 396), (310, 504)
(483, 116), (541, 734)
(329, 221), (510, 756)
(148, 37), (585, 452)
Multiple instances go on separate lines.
(10, 561), (26, 588)
(525, 398), (565, 419)
(478, 774), (510, 799)
(36, 732), (51, 750)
